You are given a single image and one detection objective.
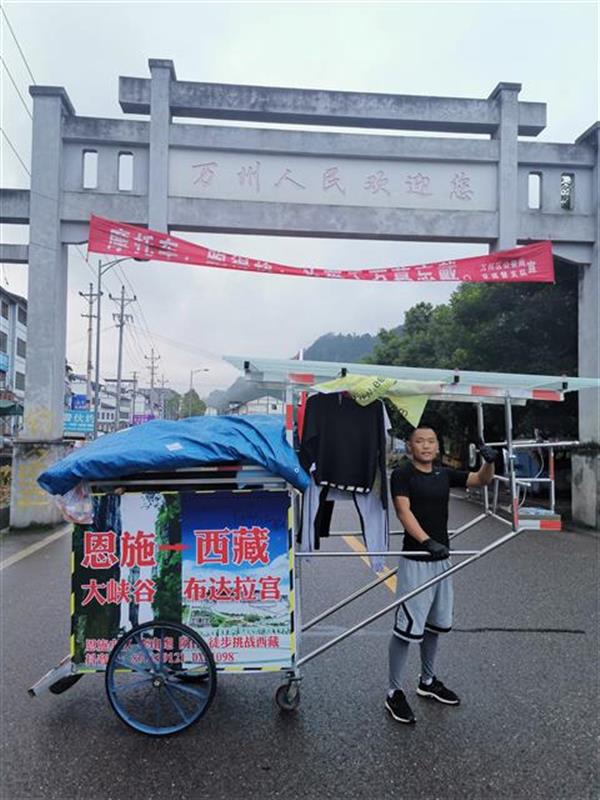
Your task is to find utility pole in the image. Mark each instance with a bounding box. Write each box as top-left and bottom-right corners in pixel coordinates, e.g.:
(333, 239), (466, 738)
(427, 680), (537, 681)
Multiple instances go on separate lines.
(93, 261), (104, 439)
(130, 371), (138, 424)
(145, 348), (160, 418)
(159, 374), (169, 419)
(79, 283), (97, 405)
(92, 256), (130, 439)
(110, 286), (136, 432)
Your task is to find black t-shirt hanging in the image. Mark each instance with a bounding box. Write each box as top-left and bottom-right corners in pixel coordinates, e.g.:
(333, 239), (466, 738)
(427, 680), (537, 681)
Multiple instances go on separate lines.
(390, 461), (468, 558)
(299, 393), (387, 506)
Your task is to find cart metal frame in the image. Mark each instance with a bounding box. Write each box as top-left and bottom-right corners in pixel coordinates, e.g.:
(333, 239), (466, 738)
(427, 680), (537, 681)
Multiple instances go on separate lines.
(223, 356), (596, 684)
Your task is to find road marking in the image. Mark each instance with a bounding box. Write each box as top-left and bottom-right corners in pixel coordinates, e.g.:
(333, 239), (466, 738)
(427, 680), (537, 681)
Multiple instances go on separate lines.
(0, 523), (72, 571)
(342, 534), (397, 593)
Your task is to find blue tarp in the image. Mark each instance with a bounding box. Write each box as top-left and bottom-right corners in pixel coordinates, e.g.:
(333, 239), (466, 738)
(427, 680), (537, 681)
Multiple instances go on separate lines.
(38, 415), (309, 495)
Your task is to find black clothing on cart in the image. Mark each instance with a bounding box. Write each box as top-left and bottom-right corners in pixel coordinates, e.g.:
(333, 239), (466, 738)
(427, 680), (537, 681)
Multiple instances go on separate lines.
(299, 393), (388, 507)
(390, 462), (468, 560)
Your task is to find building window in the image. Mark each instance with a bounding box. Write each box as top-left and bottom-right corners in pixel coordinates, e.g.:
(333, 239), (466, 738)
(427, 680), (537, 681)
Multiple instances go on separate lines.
(17, 307), (27, 325)
(1, 301), (8, 320)
(527, 172), (542, 210)
(0, 332), (7, 353)
(83, 150), (98, 190)
(16, 338), (26, 358)
(560, 173), (574, 210)
(15, 371), (25, 391)
(118, 152), (134, 191)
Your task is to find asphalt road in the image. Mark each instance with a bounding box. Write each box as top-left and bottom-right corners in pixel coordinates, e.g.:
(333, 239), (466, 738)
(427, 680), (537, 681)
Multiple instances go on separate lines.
(1, 499), (598, 800)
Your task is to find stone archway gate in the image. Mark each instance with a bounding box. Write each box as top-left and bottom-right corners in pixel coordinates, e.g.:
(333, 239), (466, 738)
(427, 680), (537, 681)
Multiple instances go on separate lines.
(0, 59), (598, 526)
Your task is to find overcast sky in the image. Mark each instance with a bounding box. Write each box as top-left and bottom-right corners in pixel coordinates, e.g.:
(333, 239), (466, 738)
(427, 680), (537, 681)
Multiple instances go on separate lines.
(1, 1), (597, 396)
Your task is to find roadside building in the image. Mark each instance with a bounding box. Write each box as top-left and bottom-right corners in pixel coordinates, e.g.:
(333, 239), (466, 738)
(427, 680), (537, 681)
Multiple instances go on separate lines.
(0, 288), (27, 439)
(230, 396), (284, 415)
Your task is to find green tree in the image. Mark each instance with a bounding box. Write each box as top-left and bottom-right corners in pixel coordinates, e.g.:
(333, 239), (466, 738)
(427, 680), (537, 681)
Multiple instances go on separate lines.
(164, 391), (181, 420)
(179, 389), (207, 418)
(363, 328), (404, 365)
(148, 494), (182, 622)
(370, 262), (578, 451)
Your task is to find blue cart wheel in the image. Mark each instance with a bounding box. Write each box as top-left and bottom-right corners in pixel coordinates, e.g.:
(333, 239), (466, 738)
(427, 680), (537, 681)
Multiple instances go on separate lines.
(105, 620), (217, 736)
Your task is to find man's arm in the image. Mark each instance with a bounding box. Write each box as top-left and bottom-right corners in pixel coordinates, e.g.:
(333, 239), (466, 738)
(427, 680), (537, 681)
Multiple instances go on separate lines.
(393, 495), (449, 559)
(466, 444), (497, 487)
(393, 495), (430, 543)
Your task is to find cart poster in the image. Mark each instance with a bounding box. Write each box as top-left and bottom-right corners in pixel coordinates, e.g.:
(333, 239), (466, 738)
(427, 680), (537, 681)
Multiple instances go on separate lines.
(71, 490), (294, 672)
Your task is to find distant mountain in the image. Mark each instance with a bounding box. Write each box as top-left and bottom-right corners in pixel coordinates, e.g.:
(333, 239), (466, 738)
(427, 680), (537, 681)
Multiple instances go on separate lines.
(304, 327), (403, 363)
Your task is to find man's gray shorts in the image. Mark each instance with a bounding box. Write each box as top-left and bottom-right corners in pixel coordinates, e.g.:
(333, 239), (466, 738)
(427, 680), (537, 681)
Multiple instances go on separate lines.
(393, 557), (453, 642)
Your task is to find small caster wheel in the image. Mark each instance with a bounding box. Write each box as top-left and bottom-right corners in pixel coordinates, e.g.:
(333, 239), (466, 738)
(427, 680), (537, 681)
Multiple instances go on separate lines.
(275, 682), (300, 712)
(49, 674), (83, 695)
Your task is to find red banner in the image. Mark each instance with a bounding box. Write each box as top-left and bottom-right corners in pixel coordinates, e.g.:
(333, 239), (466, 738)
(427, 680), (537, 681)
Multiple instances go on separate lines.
(88, 215), (554, 283)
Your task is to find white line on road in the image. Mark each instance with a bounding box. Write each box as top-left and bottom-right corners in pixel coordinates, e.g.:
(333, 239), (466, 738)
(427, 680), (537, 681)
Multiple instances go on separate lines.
(0, 523), (72, 571)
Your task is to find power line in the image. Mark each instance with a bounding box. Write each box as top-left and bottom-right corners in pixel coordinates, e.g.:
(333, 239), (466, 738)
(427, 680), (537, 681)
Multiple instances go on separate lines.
(0, 127), (30, 176)
(124, 337), (145, 372)
(129, 322), (219, 360)
(71, 246), (100, 284)
(120, 287), (153, 349)
(1, 7), (36, 85)
(0, 48), (35, 182)
(114, 263), (156, 352)
(126, 326), (147, 365)
(128, 318), (147, 352)
(0, 55), (33, 119)
(111, 272), (155, 355)
(68, 324), (114, 347)
(124, 329), (147, 370)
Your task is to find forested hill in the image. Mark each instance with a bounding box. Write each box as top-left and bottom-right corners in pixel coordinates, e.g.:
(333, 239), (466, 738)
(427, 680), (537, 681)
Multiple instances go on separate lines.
(304, 328), (403, 362)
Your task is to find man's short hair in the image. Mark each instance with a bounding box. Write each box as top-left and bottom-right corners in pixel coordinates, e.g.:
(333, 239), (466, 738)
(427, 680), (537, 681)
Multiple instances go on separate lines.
(407, 425), (438, 443)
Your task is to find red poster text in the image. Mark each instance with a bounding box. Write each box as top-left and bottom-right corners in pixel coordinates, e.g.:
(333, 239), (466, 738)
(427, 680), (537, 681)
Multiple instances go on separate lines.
(183, 575), (281, 602)
(194, 526), (270, 566)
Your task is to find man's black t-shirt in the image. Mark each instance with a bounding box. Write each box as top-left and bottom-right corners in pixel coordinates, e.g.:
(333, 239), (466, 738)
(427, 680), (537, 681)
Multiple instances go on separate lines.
(390, 461), (469, 558)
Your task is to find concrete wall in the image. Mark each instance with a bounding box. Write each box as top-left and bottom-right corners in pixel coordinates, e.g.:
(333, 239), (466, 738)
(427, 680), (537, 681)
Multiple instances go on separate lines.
(572, 454), (600, 528)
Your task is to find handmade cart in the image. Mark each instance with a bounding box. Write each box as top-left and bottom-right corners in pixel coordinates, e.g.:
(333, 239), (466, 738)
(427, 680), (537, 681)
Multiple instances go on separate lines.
(29, 358), (598, 736)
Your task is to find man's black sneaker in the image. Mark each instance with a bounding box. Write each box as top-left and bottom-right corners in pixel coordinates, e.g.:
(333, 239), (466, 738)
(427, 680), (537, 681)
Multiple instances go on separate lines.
(385, 690), (416, 724)
(416, 677), (460, 705)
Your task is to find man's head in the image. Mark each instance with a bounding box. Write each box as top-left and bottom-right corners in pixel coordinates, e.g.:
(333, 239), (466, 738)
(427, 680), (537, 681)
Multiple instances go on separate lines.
(407, 426), (439, 466)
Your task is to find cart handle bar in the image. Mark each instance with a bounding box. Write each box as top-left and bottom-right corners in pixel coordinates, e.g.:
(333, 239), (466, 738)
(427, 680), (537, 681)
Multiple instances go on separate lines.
(486, 440), (579, 450)
(302, 567), (399, 632)
(295, 525), (525, 668)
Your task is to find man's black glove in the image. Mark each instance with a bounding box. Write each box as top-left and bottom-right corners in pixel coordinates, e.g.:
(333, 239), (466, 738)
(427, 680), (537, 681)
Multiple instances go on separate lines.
(423, 538), (449, 560)
(478, 442), (498, 464)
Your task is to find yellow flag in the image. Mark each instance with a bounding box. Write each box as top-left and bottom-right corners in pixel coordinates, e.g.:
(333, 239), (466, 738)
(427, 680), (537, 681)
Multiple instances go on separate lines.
(313, 374), (443, 427)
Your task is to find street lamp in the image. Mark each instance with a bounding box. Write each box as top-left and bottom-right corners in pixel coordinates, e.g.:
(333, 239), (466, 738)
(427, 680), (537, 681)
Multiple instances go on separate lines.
(188, 367), (210, 416)
(93, 257), (131, 439)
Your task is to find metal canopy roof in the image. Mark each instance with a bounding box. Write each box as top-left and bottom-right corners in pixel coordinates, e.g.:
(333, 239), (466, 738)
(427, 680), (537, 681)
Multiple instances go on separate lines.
(224, 355), (600, 405)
